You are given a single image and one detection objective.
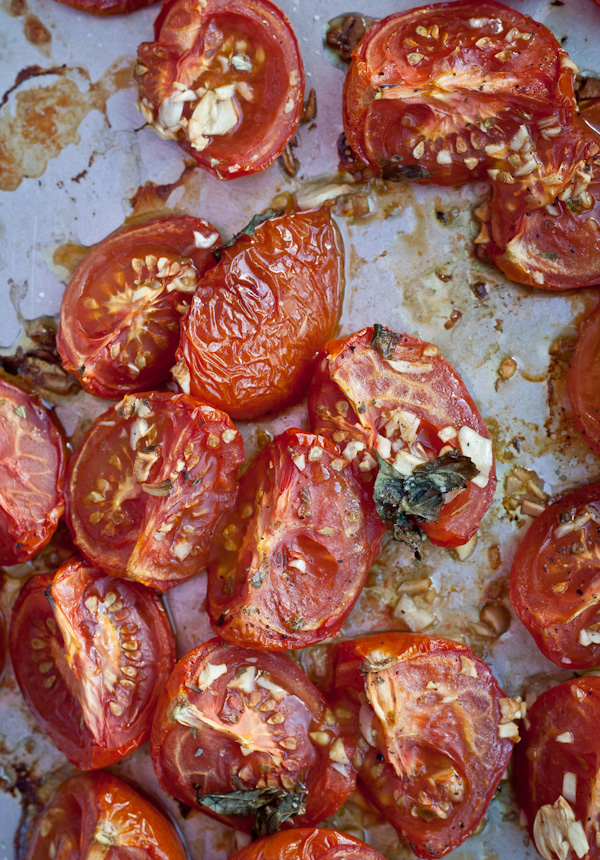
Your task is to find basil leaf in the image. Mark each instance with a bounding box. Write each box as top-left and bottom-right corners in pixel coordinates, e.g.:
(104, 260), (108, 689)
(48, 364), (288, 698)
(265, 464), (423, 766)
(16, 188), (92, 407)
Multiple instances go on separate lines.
(212, 209), (284, 261)
(254, 785), (308, 837)
(195, 786), (282, 817)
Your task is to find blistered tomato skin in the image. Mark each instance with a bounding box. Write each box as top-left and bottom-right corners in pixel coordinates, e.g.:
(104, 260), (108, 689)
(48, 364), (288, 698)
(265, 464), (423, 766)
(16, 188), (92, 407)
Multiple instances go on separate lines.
(175, 208), (342, 421)
(228, 828), (387, 860)
(65, 392), (244, 591)
(334, 634), (518, 859)
(0, 378), (66, 565)
(135, 0), (304, 179)
(57, 216), (220, 400)
(151, 639), (356, 833)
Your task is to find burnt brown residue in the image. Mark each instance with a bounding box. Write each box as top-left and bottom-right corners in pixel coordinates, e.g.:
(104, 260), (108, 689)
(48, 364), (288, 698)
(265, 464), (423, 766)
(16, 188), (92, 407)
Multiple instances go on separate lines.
(4, 0), (27, 16)
(0, 64), (66, 110)
(23, 15), (51, 55)
(325, 13), (375, 64)
(0, 317), (80, 396)
(444, 308), (462, 330)
(127, 164), (197, 223)
(52, 241), (90, 278)
(11, 764), (44, 860)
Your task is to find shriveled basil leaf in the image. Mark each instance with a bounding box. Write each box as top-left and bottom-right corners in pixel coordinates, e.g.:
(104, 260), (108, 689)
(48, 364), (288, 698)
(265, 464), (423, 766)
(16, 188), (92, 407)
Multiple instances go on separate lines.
(370, 323), (400, 359)
(213, 209), (284, 261)
(195, 786), (282, 817)
(254, 785), (308, 837)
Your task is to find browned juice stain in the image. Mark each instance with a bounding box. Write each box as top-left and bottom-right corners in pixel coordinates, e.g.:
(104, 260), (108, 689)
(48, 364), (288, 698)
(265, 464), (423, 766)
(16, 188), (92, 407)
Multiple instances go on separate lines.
(52, 241), (90, 279)
(23, 15), (51, 55)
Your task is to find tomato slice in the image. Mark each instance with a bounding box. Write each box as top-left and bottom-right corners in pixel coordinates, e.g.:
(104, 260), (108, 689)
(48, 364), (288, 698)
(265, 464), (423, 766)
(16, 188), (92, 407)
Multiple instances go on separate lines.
(174, 208), (342, 421)
(57, 216), (220, 400)
(510, 482), (600, 669)
(228, 828), (387, 860)
(51, 0), (157, 14)
(512, 676), (600, 860)
(0, 378), (65, 565)
(9, 556), (175, 769)
(24, 772), (187, 860)
(342, 1), (576, 185)
(308, 326), (496, 549)
(568, 301), (600, 454)
(207, 428), (385, 649)
(65, 392), (244, 591)
(151, 638), (356, 833)
(333, 633), (519, 859)
(135, 0), (304, 179)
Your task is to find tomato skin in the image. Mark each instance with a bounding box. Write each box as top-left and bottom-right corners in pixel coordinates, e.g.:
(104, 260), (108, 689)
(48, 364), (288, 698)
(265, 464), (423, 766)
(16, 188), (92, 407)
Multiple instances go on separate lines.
(207, 428), (385, 650)
(9, 557), (175, 769)
(136, 0), (304, 179)
(57, 216), (220, 400)
(151, 638), (356, 832)
(568, 302), (600, 454)
(308, 327), (495, 548)
(333, 633), (516, 860)
(175, 208), (342, 421)
(228, 828), (387, 860)
(51, 0), (156, 14)
(0, 378), (66, 565)
(65, 391), (244, 591)
(24, 772), (187, 860)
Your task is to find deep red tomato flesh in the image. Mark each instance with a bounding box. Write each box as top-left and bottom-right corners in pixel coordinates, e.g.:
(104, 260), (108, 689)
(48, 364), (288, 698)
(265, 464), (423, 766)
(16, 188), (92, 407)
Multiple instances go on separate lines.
(228, 828), (387, 860)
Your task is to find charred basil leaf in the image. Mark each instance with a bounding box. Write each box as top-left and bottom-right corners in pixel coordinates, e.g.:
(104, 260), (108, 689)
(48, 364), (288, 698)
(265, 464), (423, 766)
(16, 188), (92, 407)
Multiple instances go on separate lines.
(213, 209), (284, 261)
(254, 785), (308, 837)
(195, 784), (306, 836)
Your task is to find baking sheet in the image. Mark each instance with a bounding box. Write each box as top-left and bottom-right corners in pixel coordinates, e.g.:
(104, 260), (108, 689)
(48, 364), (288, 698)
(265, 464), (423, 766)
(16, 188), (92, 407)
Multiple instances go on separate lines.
(1, 0), (600, 858)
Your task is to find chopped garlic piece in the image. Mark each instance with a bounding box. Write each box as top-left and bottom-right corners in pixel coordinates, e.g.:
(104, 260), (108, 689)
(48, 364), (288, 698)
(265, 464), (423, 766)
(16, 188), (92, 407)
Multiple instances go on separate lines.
(197, 662), (227, 690)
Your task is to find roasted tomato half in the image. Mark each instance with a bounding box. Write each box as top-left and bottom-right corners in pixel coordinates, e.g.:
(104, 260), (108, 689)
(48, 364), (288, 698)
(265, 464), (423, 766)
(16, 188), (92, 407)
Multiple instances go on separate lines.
(342, 0), (576, 184)
(334, 634), (519, 859)
(513, 676), (600, 860)
(174, 208), (342, 421)
(135, 0), (304, 179)
(57, 216), (220, 400)
(151, 638), (356, 833)
(9, 556), (175, 770)
(207, 428), (385, 649)
(228, 828), (387, 860)
(65, 392), (244, 591)
(0, 378), (65, 565)
(308, 326), (495, 550)
(510, 482), (600, 669)
(24, 772), (186, 860)
(568, 302), (600, 454)
(52, 0), (156, 15)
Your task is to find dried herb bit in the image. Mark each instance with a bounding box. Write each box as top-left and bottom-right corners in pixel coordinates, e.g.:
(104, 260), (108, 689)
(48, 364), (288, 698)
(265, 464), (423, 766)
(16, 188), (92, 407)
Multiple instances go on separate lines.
(370, 323), (401, 359)
(195, 785), (306, 836)
(381, 162), (434, 183)
(254, 785), (307, 837)
(213, 209), (284, 261)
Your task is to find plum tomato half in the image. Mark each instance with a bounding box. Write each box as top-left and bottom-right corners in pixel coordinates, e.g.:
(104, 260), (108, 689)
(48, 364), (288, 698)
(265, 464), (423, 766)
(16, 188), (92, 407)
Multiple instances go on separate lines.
(510, 482), (600, 669)
(568, 301), (600, 454)
(0, 378), (65, 565)
(308, 326), (495, 550)
(512, 676), (600, 860)
(24, 771), (187, 860)
(341, 1), (576, 185)
(333, 633), (519, 859)
(135, 0), (304, 179)
(57, 216), (220, 400)
(9, 556), (175, 770)
(207, 428), (385, 650)
(150, 638), (356, 834)
(65, 392), (244, 591)
(228, 828), (387, 860)
(174, 208), (342, 421)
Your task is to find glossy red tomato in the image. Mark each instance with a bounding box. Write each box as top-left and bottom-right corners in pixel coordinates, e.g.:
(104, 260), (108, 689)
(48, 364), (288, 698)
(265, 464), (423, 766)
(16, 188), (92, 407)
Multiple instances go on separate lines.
(57, 216), (220, 400)
(228, 829), (387, 860)
(308, 326), (495, 549)
(512, 676), (600, 860)
(24, 772), (187, 860)
(10, 556), (175, 769)
(65, 392), (244, 591)
(52, 0), (156, 14)
(207, 428), (385, 649)
(568, 302), (600, 454)
(342, 1), (576, 185)
(151, 638), (356, 833)
(0, 377), (65, 565)
(135, 0), (304, 179)
(334, 633), (518, 859)
(174, 208), (342, 421)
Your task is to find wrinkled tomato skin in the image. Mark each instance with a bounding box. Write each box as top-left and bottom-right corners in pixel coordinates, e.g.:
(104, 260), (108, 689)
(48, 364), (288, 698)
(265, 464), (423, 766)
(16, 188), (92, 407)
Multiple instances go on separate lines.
(176, 208), (342, 421)
(57, 216), (220, 400)
(65, 392), (244, 591)
(0, 378), (66, 565)
(512, 677), (600, 859)
(568, 302), (600, 454)
(510, 482), (600, 669)
(207, 428), (385, 650)
(9, 557), (175, 770)
(52, 0), (156, 14)
(151, 639), (356, 832)
(24, 772), (187, 860)
(136, 0), (304, 179)
(308, 327), (495, 548)
(228, 828), (387, 860)
(333, 634), (515, 859)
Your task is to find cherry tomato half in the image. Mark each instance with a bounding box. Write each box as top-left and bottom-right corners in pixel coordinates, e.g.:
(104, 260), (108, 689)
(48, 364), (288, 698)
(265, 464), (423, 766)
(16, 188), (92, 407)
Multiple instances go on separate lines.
(308, 327), (496, 548)
(9, 556), (175, 769)
(334, 633), (518, 859)
(0, 377), (65, 565)
(228, 828), (387, 860)
(512, 676), (600, 860)
(52, 0), (156, 14)
(174, 208), (342, 421)
(65, 392), (244, 591)
(57, 216), (220, 400)
(568, 301), (600, 454)
(24, 771), (186, 860)
(207, 428), (385, 650)
(135, 0), (304, 179)
(151, 638), (356, 833)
